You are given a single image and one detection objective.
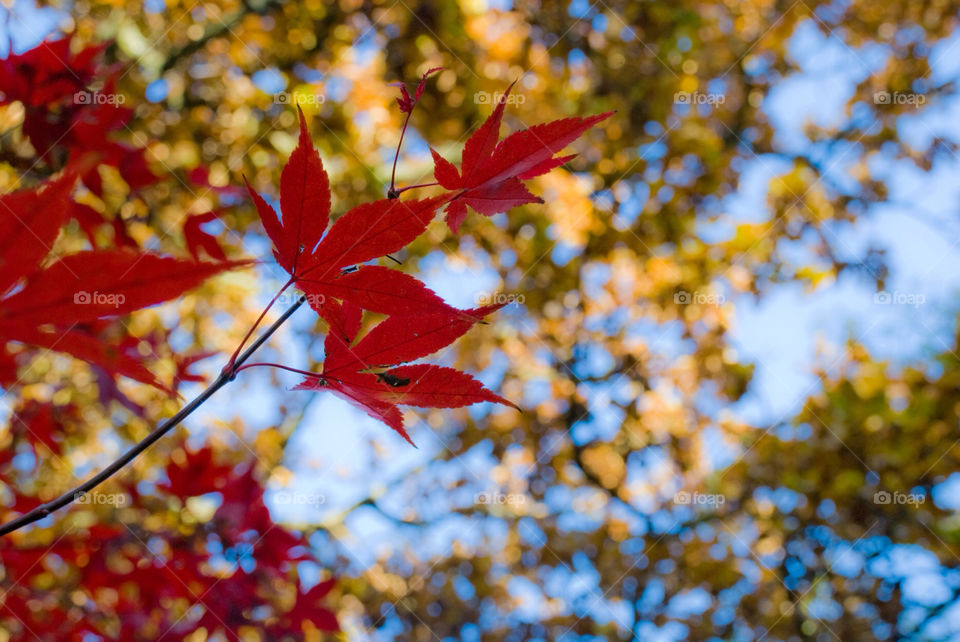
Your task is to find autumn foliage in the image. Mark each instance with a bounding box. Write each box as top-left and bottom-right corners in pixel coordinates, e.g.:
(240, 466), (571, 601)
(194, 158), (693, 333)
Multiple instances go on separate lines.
(0, 34), (608, 639)
(241, 89), (609, 441)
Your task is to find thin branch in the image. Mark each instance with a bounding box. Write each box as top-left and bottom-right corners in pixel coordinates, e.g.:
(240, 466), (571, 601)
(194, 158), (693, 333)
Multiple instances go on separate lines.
(0, 295), (306, 537)
(235, 361), (324, 380)
(224, 277), (294, 370)
(387, 108), (415, 199)
(391, 181), (439, 197)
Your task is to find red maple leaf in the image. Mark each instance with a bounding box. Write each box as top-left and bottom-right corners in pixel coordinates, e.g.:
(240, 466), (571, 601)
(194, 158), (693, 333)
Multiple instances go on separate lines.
(430, 83), (614, 231)
(245, 108), (459, 318)
(0, 38), (105, 153)
(268, 578), (340, 634)
(184, 210), (229, 261)
(68, 77), (159, 195)
(0, 38), (157, 195)
(392, 66), (443, 114)
(294, 302), (515, 444)
(10, 401), (65, 454)
(68, 200), (139, 250)
(0, 170), (77, 294)
(161, 445), (234, 496)
(0, 250), (247, 326)
(0, 175), (246, 391)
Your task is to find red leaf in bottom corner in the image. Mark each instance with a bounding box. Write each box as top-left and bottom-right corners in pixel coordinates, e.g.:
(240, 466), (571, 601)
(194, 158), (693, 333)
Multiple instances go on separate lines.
(269, 579), (340, 639)
(275, 578), (340, 633)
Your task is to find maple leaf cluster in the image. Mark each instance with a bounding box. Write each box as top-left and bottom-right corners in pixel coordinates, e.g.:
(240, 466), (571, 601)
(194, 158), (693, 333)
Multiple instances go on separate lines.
(0, 39), (156, 196)
(0, 32), (610, 638)
(242, 78), (611, 443)
(0, 433), (337, 638)
(0, 38), (238, 396)
(0, 33), (608, 521)
(0, 40), (611, 444)
(0, 169), (243, 394)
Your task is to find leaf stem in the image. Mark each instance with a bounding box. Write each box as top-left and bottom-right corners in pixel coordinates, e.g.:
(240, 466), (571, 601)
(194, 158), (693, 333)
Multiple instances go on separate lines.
(234, 362), (325, 380)
(387, 110), (414, 199)
(391, 181), (439, 197)
(224, 278), (295, 370)
(0, 295), (307, 537)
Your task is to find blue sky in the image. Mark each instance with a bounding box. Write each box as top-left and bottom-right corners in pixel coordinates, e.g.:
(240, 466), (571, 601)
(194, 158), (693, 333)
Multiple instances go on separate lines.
(727, 21), (960, 427)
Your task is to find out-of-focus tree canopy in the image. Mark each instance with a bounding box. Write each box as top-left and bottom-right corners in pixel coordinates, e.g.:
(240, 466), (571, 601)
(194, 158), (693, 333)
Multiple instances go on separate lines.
(3, 0), (960, 639)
